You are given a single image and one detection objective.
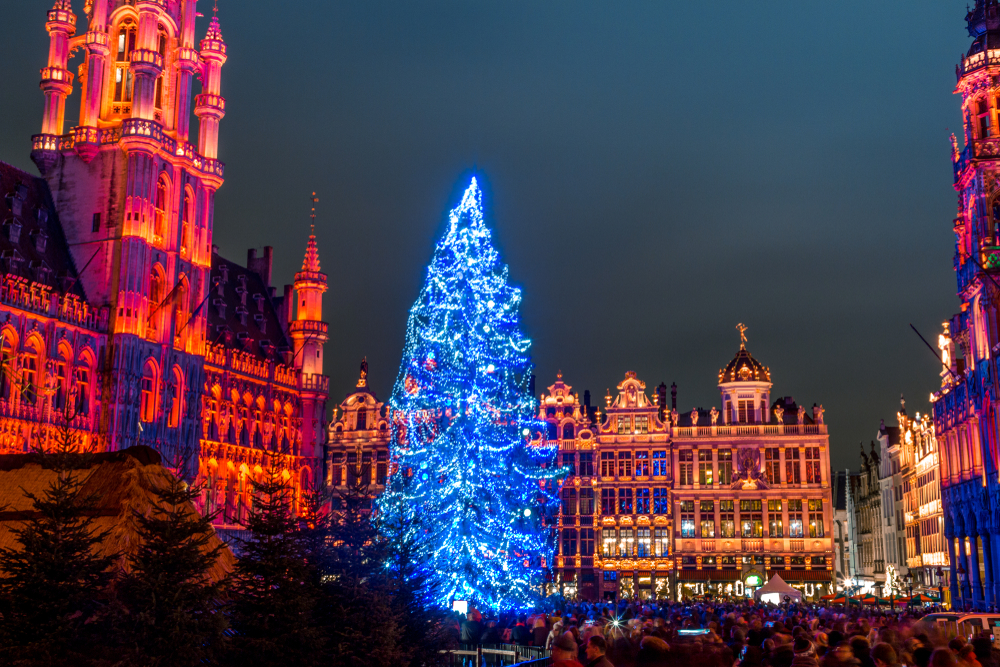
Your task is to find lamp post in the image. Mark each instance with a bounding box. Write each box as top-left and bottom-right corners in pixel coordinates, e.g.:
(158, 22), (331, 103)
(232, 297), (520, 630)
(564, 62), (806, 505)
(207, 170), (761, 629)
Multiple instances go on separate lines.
(957, 563), (968, 611)
(905, 571), (914, 604)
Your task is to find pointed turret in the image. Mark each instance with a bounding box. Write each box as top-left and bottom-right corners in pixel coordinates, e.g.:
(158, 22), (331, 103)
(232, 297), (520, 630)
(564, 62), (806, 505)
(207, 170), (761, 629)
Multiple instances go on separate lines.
(195, 14), (228, 159)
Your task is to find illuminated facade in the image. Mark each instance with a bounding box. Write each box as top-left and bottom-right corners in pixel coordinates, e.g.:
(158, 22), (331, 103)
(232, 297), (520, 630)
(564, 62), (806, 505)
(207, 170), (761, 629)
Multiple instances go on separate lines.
(0, 0), (328, 531)
(546, 333), (835, 602)
(849, 443), (885, 590)
(326, 360), (391, 496)
(931, 0), (1000, 611)
(901, 411), (949, 596)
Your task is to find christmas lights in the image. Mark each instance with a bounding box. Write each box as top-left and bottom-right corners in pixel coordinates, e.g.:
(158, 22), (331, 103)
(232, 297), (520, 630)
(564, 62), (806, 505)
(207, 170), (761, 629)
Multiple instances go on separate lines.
(378, 177), (561, 611)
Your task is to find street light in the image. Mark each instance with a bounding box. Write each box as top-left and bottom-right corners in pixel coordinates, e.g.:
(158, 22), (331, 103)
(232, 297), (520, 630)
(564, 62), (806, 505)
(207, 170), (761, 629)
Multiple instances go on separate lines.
(905, 571), (914, 602)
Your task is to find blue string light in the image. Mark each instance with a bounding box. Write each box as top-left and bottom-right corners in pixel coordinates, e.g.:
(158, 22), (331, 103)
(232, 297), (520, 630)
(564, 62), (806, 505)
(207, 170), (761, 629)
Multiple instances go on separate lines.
(378, 177), (562, 611)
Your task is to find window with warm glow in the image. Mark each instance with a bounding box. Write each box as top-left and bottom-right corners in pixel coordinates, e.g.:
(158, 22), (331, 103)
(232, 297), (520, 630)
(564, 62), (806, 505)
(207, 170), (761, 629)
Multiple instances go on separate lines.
(785, 447), (801, 484)
(168, 368), (182, 428)
(680, 500), (695, 538)
(22, 350), (38, 405)
(720, 500), (735, 537)
(698, 449), (713, 485)
(75, 365), (90, 417)
(808, 499), (825, 537)
(113, 21), (136, 105)
(718, 448), (732, 484)
(140, 364), (156, 423)
(788, 499), (804, 537)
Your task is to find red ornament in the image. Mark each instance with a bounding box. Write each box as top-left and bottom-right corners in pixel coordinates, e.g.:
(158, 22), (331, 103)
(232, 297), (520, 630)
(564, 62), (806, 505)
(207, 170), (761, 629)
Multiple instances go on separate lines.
(424, 356), (437, 371)
(404, 374), (419, 395)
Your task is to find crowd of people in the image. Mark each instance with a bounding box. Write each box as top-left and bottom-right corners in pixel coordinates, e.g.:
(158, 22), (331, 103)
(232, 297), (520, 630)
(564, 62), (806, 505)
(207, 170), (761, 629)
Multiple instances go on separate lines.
(451, 600), (981, 667)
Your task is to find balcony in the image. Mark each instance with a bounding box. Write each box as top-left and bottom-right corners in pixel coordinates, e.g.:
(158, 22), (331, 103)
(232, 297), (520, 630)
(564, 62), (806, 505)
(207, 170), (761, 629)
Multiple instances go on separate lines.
(960, 49), (1000, 79)
(672, 423), (827, 438)
(789, 540), (805, 552)
(743, 540), (764, 552)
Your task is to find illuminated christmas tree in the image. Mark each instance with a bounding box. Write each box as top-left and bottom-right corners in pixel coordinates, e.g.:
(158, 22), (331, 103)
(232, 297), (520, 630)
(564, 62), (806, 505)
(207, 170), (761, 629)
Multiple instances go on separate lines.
(378, 177), (561, 611)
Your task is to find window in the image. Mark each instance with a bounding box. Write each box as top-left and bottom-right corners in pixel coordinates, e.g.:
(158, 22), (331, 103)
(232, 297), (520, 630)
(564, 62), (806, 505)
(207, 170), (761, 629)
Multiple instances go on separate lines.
(680, 500), (695, 538)
(562, 488), (578, 515)
(718, 449), (732, 484)
(22, 349), (38, 405)
(113, 21), (136, 104)
(602, 528), (616, 557)
(562, 529), (577, 557)
(785, 447), (801, 484)
(562, 423), (574, 440)
(376, 451), (388, 485)
(635, 415), (648, 434)
(601, 488), (615, 515)
(768, 499), (783, 537)
(601, 451), (615, 477)
(578, 452), (593, 476)
(617, 451), (632, 478)
(618, 528), (634, 557)
(808, 499), (825, 537)
(356, 407), (367, 430)
(92, 212), (101, 233)
(679, 450), (693, 485)
(330, 454), (343, 486)
(154, 177), (167, 240)
(618, 488), (633, 514)
(635, 450), (649, 476)
(788, 499), (803, 537)
(652, 450), (668, 476)
(653, 488), (669, 514)
(140, 363), (156, 423)
(636, 488), (650, 514)
(579, 488), (594, 515)
(580, 528), (594, 556)
(762, 447), (779, 484)
(720, 500), (735, 537)
(561, 453), (575, 475)
(979, 98), (991, 139)
(653, 528), (669, 556)
(740, 499), (762, 537)
(53, 356), (68, 413)
(637, 527), (651, 556)
(181, 189), (193, 253)
(738, 399), (755, 423)
(75, 365), (90, 417)
(698, 449), (713, 485)
(168, 367), (183, 428)
(805, 447), (821, 484)
(616, 416), (631, 434)
(700, 499), (715, 537)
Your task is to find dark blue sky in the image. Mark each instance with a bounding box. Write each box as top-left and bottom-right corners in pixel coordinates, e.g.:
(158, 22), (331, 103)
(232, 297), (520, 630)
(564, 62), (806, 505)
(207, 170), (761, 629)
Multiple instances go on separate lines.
(0, 0), (970, 471)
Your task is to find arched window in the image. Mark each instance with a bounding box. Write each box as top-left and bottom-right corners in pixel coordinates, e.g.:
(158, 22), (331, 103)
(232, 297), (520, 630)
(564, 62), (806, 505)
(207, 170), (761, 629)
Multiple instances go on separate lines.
(140, 361), (157, 423)
(173, 278), (188, 347)
(168, 366), (183, 428)
(113, 20), (136, 104)
(148, 265), (165, 339)
(181, 188), (193, 253)
(154, 27), (167, 112)
(53, 345), (71, 415)
(0, 332), (14, 401)
(356, 406), (367, 430)
(75, 357), (92, 418)
(562, 423), (574, 440)
(153, 177), (167, 241)
(22, 340), (41, 406)
(978, 97), (992, 139)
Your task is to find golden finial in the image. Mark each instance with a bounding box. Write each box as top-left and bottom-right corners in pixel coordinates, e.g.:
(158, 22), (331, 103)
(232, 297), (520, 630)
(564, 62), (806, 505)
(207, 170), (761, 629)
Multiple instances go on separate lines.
(737, 323), (748, 349)
(309, 191), (318, 235)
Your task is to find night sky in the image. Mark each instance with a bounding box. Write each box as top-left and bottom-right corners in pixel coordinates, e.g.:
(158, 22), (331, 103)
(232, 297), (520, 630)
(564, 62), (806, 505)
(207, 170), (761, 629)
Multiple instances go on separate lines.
(0, 0), (973, 472)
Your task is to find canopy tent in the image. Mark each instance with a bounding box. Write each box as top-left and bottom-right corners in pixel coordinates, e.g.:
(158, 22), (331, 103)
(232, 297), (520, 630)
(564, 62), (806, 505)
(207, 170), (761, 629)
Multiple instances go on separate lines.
(753, 574), (803, 604)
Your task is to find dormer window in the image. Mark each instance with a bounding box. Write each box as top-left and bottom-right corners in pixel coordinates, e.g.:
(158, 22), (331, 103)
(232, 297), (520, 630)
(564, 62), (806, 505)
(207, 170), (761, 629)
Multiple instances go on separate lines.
(236, 305), (248, 326)
(253, 293), (265, 312)
(213, 298), (226, 318)
(31, 229), (47, 253)
(4, 219), (21, 244)
(254, 313), (266, 332)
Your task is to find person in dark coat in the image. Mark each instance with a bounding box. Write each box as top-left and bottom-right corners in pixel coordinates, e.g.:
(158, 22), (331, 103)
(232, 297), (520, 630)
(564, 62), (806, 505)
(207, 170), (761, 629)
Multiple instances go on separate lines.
(532, 616), (549, 647)
(511, 615), (531, 646)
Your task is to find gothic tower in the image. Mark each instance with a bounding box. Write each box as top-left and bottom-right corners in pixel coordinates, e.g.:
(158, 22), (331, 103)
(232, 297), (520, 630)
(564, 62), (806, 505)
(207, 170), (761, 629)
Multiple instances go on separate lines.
(29, 0), (227, 461)
(290, 230), (329, 458)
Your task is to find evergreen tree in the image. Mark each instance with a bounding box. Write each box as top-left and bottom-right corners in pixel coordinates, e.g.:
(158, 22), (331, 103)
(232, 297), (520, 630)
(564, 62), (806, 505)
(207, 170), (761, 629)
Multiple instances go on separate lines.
(111, 470), (229, 666)
(0, 423), (115, 666)
(377, 177), (562, 611)
(227, 454), (324, 666)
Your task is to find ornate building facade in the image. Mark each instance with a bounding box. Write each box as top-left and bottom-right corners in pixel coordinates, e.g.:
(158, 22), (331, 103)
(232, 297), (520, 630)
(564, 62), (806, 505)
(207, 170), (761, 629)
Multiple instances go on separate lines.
(0, 0), (328, 531)
(535, 334), (835, 602)
(931, 0), (1000, 611)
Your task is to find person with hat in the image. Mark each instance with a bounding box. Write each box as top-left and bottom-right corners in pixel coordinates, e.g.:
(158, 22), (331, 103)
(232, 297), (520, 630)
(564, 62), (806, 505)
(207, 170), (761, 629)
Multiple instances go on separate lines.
(552, 631), (585, 667)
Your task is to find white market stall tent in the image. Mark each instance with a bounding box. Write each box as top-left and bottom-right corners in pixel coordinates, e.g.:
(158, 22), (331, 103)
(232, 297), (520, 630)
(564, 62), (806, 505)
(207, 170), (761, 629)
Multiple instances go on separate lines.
(753, 574), (802, 604)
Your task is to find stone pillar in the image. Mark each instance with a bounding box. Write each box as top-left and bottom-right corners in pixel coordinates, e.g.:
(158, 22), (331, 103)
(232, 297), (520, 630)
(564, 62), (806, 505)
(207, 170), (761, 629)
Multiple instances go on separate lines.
(982, 529), (995, 608)
(947, 530), (960, 608)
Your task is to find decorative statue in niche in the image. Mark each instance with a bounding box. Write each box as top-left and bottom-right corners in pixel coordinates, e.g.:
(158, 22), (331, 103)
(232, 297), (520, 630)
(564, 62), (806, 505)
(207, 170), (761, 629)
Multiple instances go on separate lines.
(710, 406), (719, 425)
(730, 446), (769, 490)
(797, 405), (806, 425)
(690, 408), (699, 427)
